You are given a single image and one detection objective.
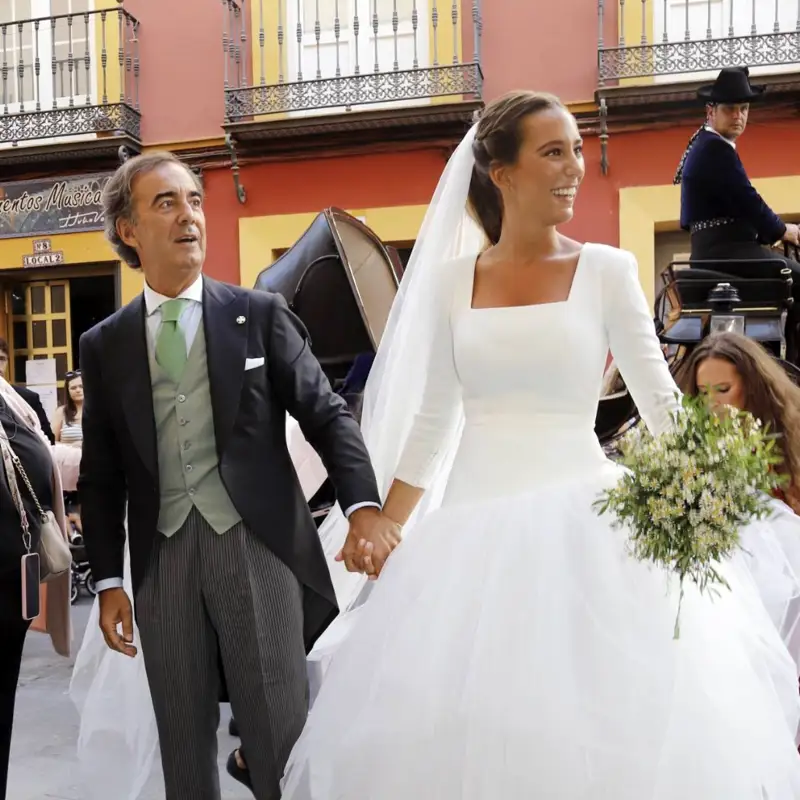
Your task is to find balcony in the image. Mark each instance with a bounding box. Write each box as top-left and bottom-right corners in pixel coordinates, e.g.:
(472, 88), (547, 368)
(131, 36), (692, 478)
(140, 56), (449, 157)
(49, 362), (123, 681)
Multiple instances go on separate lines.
(598, 0), (800, 87)
(221, 0), (483, 153)
(0, 3), (140, 168)
(588, 0), (800, 160)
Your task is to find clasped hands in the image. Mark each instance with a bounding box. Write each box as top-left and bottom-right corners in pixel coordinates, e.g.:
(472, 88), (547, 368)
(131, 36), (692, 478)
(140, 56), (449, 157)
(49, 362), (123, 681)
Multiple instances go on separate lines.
(336, 507), (402, 580)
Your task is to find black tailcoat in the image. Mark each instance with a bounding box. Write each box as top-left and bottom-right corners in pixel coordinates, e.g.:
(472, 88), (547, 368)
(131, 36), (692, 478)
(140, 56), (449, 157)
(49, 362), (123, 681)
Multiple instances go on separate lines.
(78, 277), (381, 651)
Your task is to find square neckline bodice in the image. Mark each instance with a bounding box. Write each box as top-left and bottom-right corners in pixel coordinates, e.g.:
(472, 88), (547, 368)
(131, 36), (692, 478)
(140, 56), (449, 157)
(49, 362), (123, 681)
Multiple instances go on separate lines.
(467, 244), (588, 312)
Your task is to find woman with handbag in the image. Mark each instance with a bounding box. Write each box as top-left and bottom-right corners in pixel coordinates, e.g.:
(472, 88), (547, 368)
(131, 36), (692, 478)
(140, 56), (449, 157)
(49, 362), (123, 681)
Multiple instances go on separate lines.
(0, 377), (72, 799)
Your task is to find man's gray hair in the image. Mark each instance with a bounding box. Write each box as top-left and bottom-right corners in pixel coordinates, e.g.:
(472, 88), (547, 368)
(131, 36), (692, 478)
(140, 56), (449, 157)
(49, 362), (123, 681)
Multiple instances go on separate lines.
(102, 151), (203, 269)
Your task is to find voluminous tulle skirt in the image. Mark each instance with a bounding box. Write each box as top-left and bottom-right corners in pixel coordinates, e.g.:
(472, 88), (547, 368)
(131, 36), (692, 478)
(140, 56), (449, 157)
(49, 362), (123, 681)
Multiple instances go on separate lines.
(282, 473), (800, 799)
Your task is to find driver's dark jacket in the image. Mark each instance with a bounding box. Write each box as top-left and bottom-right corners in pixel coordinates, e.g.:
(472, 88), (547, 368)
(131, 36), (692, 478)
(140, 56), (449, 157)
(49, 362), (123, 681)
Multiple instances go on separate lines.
(680, 129), (786, 245)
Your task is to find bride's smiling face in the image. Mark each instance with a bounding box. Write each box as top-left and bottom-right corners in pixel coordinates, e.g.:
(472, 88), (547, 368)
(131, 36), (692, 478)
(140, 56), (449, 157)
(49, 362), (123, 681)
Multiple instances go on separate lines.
(491, 107), (585, 227)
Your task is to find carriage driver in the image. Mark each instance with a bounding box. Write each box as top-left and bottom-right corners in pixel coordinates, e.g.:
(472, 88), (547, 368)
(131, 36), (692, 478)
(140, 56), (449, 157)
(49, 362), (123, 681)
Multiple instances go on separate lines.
(674, 66), (800, 298)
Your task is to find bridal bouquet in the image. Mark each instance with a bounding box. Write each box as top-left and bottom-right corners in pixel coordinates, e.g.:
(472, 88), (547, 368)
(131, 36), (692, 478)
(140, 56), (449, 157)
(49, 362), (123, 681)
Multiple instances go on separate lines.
(594, 393), (785, 638)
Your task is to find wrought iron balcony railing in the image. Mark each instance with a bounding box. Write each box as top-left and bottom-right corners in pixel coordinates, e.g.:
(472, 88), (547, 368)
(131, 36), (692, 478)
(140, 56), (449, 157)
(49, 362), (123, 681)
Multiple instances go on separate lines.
(598, 0), (800, 86)
(222, 0), (483, 122)
(0, 5), (140, 146)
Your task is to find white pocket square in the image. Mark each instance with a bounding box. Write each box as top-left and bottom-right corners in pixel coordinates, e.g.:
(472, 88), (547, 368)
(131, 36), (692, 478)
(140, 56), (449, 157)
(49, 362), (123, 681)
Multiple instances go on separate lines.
(244, 357), (265, 371)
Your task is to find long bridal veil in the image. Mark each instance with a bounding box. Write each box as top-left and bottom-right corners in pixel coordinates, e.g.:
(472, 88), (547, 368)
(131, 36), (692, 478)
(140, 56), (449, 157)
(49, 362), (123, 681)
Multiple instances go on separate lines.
(308, 122), (485, 692)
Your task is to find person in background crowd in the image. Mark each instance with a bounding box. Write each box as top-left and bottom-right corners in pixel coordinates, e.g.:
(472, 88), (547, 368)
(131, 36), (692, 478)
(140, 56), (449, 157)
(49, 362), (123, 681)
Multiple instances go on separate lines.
(0, 338), (55, 445)
(0, 377), (70, 800)
(678, 332), (800, 515)
(53, 371), (83, 448)
(52, 371), (84, 536)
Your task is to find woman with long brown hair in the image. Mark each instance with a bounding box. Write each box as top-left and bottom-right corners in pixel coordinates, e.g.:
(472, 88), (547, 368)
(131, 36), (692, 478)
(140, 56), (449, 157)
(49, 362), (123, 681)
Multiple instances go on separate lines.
(52, 371), (83, 448)
(679, 332), (800, 514)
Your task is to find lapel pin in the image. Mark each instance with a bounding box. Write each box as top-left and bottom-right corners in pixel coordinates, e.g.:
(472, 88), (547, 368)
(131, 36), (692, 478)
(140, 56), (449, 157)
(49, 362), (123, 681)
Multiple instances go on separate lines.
(236, 316), (246, 325)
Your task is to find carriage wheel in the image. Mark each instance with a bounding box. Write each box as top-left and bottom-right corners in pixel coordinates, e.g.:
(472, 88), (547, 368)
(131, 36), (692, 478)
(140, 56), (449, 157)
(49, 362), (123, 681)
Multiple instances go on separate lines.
(70, 578), (79, 605)
(86, 575), (98, 596)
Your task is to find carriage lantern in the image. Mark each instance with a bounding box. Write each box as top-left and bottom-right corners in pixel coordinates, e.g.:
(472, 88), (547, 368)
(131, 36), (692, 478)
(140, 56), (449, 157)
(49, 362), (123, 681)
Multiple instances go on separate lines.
(708, 282), (745, 337)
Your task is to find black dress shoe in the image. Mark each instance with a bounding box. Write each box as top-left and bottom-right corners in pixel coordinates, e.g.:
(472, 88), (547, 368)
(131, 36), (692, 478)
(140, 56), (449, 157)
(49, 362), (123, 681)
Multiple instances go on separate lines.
(226, 748), (253, 791)
(228, 716), (239, 737)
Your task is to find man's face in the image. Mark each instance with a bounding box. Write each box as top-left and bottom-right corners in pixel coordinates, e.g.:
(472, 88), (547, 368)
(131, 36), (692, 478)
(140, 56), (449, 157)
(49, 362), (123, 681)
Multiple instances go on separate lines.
(708, 102), (749, 141)
(117, 162), (206, 289)
(0, 350), (7, 378)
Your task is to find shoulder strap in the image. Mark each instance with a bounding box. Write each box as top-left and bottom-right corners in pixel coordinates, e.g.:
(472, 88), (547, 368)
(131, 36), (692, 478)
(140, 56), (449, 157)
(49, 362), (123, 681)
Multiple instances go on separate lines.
(0, 419), (34, 551)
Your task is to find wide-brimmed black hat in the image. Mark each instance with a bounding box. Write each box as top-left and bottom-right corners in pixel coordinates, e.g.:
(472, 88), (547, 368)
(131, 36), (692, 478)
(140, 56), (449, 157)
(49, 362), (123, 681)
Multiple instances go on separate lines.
(697, 66), (765, 103)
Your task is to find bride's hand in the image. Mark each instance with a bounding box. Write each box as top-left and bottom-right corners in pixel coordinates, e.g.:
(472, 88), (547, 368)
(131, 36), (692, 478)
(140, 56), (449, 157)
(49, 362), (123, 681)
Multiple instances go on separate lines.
(336, 508), (402, 578)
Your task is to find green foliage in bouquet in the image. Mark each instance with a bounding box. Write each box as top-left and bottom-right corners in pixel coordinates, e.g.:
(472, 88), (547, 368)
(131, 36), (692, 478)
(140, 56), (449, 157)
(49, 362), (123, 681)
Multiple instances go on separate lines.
(594, 393), (786, 638)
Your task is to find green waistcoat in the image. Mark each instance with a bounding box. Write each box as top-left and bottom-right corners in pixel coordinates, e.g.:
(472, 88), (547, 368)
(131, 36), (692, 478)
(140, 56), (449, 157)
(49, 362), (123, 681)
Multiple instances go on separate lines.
(148, 322), (242, 536)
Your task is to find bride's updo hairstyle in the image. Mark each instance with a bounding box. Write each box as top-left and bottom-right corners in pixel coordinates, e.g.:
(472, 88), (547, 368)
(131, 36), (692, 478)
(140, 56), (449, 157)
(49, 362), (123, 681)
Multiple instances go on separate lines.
(468, 90), (566, 245)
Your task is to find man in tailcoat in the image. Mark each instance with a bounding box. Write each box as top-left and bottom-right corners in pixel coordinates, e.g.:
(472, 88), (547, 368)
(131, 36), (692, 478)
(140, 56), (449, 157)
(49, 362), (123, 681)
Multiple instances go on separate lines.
(676, 67), (799, 265)
(675, 66), (800, 348)
(78, 151), (400, 800)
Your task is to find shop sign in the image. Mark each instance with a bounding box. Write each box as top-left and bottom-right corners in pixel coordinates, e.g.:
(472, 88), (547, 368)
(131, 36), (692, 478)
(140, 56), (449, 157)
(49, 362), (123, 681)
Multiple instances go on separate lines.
(22, 238), (64, 267)
(0, 172), (111, 239)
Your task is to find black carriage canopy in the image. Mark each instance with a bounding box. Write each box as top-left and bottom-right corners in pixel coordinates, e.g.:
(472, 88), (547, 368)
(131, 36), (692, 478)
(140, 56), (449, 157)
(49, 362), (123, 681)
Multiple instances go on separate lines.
(253, 208), (402, 390)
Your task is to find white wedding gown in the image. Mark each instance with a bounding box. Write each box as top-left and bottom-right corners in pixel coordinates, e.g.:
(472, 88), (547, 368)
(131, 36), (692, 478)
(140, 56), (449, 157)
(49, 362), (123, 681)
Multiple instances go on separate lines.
(282, 244), (800, 799)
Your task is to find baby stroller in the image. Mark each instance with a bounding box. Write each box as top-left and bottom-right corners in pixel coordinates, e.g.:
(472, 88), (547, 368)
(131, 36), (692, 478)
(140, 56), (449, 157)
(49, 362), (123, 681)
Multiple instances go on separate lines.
(69, 530), (97, 604)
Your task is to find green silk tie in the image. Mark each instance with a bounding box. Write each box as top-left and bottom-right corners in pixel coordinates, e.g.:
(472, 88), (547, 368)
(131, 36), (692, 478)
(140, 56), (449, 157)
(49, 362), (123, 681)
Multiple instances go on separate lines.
(155, 298), (189, 382)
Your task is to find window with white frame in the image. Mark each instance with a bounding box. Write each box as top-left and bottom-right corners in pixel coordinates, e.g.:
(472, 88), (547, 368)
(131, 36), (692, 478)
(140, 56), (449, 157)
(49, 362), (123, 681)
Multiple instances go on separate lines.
(291, 0), (428, 104)
(0, 0), (93, 111)
(654, 0), (800, 81)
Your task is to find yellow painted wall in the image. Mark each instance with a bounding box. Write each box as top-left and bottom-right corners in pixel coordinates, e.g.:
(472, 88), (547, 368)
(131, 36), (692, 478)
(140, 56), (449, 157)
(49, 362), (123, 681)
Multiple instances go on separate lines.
(618, 0), (654, 87)
(94, 0), (128, 107)
(248, 0), (466, 116)
(120, 262), (143, 305)
(238, 204), (428, 288)
(251, 0), (281, 88)
(0, 230), (115, 272)
(619, 174), (800, 303)
(0, 229), (141, 305)
(431, 0), (463, 105)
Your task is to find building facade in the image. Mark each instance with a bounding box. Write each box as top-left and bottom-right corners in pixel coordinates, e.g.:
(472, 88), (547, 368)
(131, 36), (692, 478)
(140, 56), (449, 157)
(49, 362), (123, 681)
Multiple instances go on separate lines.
(495, 0), (800, 304)
(0, 0), (483, 403)
(0, 0), (797, 403)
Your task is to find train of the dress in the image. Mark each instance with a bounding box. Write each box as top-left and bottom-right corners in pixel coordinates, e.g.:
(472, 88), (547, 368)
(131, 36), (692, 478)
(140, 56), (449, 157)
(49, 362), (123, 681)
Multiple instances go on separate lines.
(283, 470), (800, 799)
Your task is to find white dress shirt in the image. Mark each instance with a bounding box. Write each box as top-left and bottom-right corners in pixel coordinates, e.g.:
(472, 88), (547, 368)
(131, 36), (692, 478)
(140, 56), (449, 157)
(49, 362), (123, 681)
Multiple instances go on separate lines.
(143, 273), (205, 356)
(704, 124), (736, 149)
(95, 275), (377, 593)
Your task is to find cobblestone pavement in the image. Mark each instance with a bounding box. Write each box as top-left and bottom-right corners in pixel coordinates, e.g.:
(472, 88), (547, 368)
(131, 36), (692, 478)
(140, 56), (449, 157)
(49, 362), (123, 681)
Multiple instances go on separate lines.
(8, 597), (252, 800)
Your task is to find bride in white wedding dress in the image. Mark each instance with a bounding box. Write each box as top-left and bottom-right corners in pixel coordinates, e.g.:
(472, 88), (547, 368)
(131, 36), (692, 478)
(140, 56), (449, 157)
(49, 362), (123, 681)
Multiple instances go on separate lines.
(281, 91), (800, 798)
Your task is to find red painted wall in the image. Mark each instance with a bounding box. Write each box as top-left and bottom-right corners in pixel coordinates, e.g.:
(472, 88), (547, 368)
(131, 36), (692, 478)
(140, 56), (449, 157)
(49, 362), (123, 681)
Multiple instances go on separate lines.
(202, 147), (450, 284)
(481, 0), (607, 104)
(124, 0), (226, 144)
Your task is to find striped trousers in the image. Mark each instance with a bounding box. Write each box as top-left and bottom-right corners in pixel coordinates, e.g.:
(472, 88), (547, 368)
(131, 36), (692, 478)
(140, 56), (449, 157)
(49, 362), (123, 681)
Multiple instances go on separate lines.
(136, 508), (308, 800)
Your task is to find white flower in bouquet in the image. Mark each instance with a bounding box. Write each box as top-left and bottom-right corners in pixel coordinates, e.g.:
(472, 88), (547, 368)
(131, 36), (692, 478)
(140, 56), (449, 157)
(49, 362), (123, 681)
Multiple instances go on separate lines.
(594, 393), (786, 638)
